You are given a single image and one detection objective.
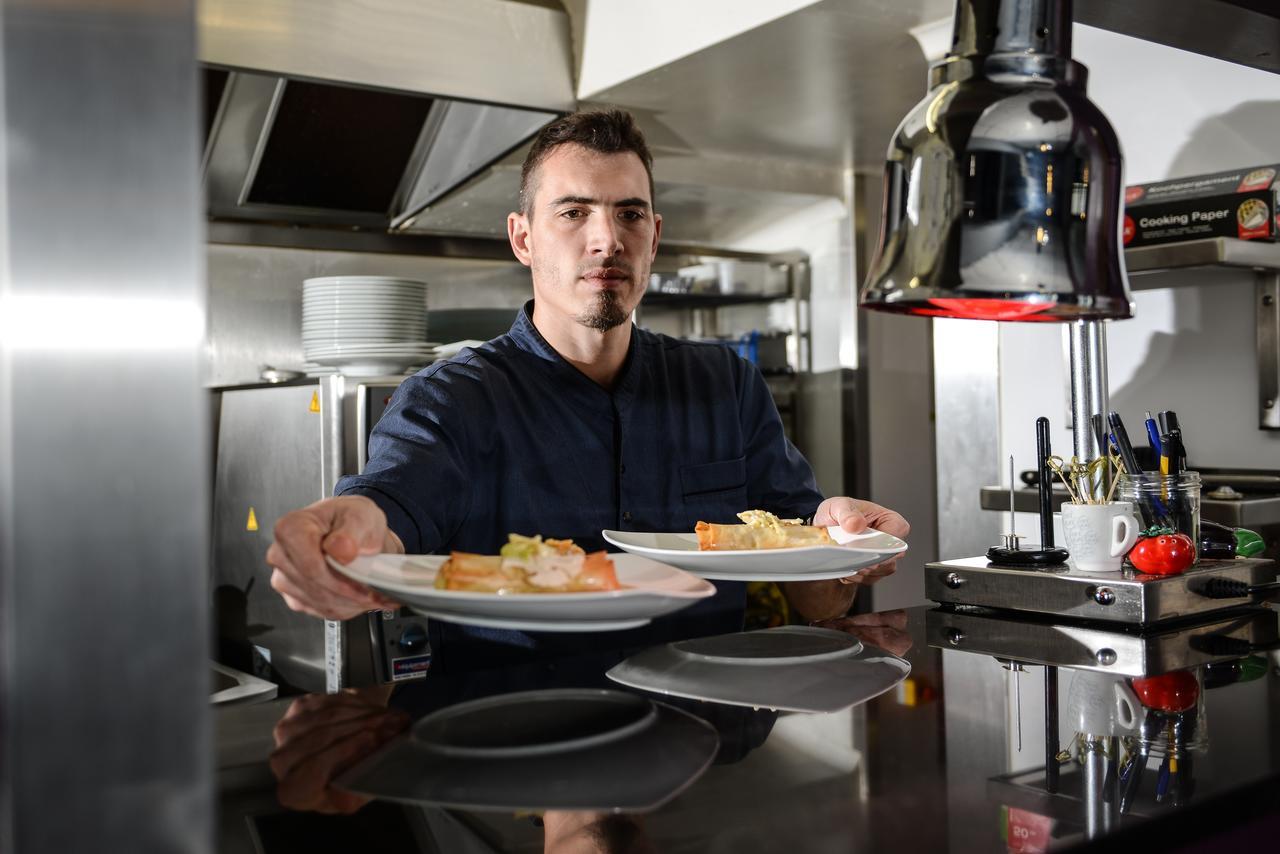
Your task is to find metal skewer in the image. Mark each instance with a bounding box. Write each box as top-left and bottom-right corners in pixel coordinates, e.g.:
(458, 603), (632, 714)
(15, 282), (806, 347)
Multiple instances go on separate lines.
(1014, 664), (1022, 752)
(1009, 455), (1016, 542)
(999, 455), (1023, 551)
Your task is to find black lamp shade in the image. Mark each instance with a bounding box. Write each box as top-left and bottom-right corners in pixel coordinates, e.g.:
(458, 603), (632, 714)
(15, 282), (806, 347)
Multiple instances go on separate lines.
(860, 0), (1133, 322)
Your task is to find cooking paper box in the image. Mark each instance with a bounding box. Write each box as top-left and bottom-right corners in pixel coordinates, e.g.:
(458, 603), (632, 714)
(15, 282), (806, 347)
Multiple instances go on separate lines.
(1122, 165), (1279, 248)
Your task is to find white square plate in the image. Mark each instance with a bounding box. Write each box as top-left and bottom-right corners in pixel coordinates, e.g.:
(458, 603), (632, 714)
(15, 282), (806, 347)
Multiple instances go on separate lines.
(327, 552), (717, 632)
(600, 526), (907, 581)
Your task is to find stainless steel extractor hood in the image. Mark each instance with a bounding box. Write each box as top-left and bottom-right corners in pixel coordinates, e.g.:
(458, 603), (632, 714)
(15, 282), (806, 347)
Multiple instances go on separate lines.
(202, 66), (558, 231)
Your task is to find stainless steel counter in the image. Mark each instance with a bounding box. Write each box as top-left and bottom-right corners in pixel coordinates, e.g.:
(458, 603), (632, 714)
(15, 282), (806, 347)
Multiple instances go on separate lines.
(213, 606), (1280, 853)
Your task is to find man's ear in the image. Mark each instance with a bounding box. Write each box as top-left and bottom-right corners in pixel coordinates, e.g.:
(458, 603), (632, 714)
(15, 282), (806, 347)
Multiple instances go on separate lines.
(507, 211), (533, 268)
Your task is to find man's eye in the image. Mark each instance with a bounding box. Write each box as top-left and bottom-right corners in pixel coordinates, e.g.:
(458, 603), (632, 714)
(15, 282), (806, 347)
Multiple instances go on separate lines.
(620, 210), (645, 221)
(561, 209), (584, 220)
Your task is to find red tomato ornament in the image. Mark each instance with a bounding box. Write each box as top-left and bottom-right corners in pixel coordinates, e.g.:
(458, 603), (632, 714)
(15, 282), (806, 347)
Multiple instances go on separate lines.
(1131, 671), (1199, 712)
(1128, 531), (1195, 575)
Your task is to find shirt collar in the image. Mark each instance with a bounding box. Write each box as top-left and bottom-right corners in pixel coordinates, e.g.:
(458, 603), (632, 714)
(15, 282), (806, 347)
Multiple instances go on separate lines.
(507, 300), (563, 363)
(507, 299), (645, 406)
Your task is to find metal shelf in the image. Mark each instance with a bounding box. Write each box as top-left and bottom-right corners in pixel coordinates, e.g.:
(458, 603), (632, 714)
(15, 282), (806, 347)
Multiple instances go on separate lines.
(640, 291), (791, 309)
(979, 485), (1280, 529)
(1126, 237), (1280, 283)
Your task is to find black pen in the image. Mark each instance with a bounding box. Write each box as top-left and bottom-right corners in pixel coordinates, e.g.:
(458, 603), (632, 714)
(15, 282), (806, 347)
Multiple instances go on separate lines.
(1164, 432), (1184, 477)
(1108, 411), (1143, 475)
(1159, 410), (1187, 462)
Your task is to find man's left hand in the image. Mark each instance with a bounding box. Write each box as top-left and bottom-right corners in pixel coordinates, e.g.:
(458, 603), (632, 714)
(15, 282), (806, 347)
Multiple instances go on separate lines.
(813, 496), (909, 538)
(812, 497), (909, 587)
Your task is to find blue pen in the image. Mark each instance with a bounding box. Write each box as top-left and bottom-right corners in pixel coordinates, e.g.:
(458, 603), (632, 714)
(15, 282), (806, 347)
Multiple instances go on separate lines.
(1144, 411), (1163, 457)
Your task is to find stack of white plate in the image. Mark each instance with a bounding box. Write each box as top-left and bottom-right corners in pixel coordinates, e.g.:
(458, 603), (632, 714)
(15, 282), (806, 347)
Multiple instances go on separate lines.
(301, 276), (438, 376)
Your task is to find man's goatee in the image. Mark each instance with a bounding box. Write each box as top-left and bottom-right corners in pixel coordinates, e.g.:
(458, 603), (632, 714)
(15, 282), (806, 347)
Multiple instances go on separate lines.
(577, 289), (629, 332)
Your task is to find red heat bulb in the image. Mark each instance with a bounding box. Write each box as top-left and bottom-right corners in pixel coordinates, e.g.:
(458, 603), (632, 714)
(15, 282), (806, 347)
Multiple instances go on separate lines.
(918, 298), (1055, 321)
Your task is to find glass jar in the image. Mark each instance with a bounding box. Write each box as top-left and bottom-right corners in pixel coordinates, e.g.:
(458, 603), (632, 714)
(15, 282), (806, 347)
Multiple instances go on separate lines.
(1129, 667), (1209, 759)
(1115, 471), (1201, 561)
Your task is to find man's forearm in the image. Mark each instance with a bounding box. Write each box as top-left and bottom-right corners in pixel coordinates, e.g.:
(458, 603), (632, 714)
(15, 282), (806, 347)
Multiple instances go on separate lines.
(779, 579), (858, 623)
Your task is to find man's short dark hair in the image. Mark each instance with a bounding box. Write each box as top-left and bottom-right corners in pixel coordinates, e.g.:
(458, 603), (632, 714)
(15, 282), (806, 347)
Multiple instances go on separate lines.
(519, 109), (655, 215)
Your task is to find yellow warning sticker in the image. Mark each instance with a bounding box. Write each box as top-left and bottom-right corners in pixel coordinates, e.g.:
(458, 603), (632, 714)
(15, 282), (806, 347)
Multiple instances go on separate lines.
(246, 506), (259, 532)
(309, 391), (320, 413)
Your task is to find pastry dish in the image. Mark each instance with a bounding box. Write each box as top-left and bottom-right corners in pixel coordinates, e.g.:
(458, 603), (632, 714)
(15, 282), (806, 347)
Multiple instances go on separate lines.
(695, 510), (833, 551)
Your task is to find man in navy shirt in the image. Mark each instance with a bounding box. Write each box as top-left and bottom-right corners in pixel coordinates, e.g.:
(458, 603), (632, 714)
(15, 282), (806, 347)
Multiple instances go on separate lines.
(266, 110), (908, 670)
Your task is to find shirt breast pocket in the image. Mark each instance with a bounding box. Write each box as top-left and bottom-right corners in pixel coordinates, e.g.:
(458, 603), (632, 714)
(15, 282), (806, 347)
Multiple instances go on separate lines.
(679, 457), (748, 522)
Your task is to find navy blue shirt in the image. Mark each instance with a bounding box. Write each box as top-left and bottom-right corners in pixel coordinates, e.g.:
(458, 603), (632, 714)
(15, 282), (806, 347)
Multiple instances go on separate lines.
(337, 301), (824, 672)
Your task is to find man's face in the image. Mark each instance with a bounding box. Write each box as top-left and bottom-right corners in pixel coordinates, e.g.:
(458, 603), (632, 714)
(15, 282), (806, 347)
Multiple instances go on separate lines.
(507, 143), (661, 332)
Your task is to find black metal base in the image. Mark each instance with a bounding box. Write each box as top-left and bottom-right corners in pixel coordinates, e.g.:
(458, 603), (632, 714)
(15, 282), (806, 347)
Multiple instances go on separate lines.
(985, 546), (1070, 568)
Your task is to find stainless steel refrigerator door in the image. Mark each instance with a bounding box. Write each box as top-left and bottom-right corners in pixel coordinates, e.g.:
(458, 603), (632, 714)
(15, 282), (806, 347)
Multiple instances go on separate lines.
(214, 383), (329, 690)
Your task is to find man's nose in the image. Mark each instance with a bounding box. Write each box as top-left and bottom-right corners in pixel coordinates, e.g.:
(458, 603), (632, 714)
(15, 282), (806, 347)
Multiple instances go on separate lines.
(585, 214), (624, 256)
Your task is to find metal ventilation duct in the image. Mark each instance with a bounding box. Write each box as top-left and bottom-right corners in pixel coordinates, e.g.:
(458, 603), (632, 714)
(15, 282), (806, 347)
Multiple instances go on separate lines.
(202, 68), (557, 231)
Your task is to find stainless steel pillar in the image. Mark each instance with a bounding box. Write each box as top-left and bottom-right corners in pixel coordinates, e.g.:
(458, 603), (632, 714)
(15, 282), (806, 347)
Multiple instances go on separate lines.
(933, 319), (1010, 844)
(0, 2), (209, 851)
(934, 319), (1001, 558)
(1069, 319), (1110, 499)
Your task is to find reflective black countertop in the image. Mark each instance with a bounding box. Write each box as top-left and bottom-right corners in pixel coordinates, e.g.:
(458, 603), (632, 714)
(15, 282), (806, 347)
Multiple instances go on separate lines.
(215, 606), (1280, 853)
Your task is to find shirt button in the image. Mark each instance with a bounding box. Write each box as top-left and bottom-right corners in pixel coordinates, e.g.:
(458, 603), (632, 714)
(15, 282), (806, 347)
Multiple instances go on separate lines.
(622, 511), (633, 523)
(619, 464), (626, 475)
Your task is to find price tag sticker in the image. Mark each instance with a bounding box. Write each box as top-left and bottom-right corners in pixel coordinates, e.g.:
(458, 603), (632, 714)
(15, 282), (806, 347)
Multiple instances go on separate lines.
(1003, 805), (1053, 853)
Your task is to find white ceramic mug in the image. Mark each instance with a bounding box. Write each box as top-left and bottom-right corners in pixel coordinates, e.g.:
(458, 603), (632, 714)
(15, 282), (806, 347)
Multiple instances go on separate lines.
(1067, 671), (1142, 736)
(1061, 502), (1141, 572)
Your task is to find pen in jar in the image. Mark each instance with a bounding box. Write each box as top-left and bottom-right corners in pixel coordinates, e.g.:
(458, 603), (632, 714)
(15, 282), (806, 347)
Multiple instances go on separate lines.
(1144, 411), (1162, 457)
(1108, 411), (1144, 476)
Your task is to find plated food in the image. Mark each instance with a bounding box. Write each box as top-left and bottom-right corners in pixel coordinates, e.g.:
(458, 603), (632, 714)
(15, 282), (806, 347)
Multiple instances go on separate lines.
(696, 510), (833, 551)
(603, 517), (908, 583)
(327, 547), (716, 632)
(435, 534), (622, 594)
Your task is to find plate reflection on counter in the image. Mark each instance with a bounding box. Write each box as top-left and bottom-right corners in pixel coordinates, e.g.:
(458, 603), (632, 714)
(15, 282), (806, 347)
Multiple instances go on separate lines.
(606, 625), (912, 713)
(334, 689), (720, 813)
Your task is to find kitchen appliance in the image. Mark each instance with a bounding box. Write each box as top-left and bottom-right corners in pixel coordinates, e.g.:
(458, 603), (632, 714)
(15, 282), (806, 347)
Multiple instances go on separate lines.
(925, 557), (1276, 626)
(858, 0), (1131, 321)
(212, 375), (432, 693)
(945, 470), (1280, 626)
(202, 67), (556, 233)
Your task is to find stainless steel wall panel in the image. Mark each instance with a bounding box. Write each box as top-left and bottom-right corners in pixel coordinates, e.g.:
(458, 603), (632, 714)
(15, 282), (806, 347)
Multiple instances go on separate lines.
(204, 243), (534, 388)
(0, 1), (209, 852)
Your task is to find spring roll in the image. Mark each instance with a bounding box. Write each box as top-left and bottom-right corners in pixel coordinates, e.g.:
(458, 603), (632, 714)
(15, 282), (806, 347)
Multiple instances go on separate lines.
(696, 510), (833, 551)
(436, 545), (622, 593)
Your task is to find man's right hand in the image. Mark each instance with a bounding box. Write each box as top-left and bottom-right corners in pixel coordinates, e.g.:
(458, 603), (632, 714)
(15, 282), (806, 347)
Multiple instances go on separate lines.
(266, 495), (404, 620)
